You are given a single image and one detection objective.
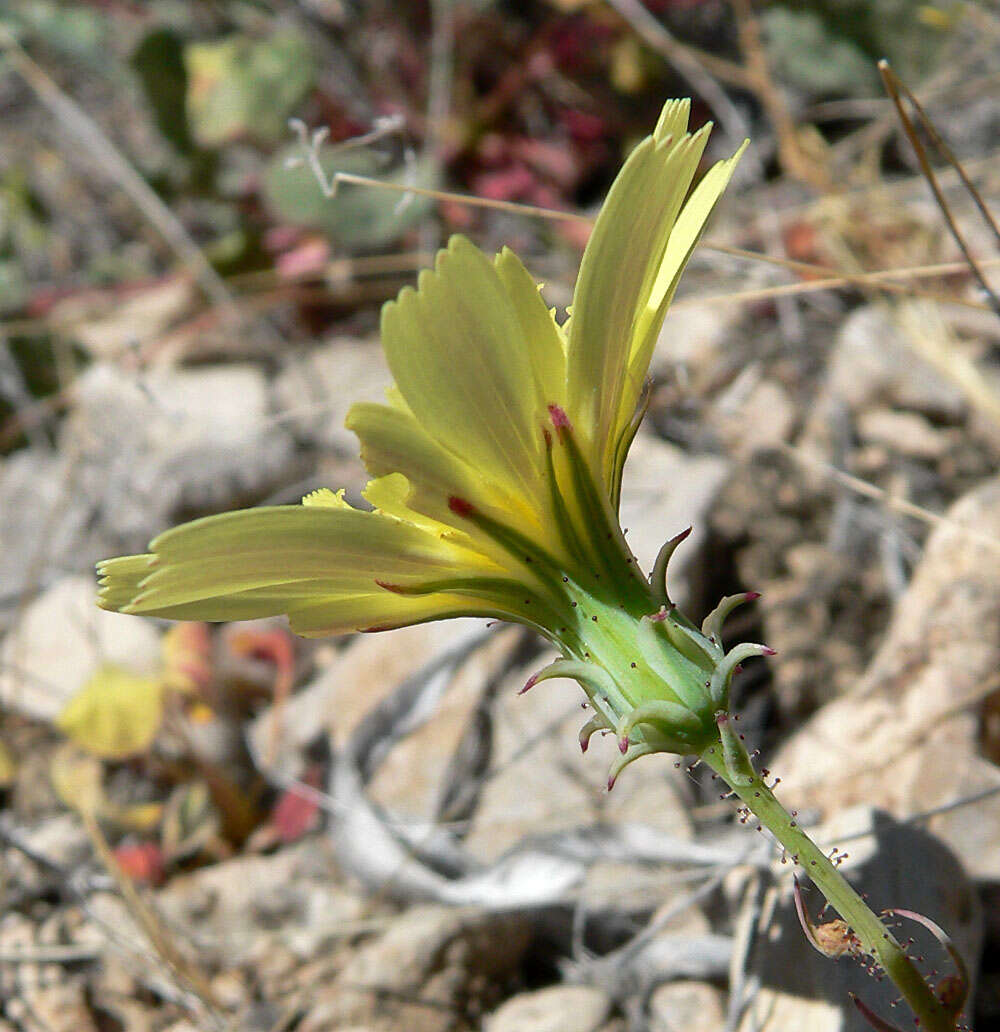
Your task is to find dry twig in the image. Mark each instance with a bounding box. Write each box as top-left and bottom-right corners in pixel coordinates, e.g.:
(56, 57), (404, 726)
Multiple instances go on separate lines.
(879, 59), (1000, 318)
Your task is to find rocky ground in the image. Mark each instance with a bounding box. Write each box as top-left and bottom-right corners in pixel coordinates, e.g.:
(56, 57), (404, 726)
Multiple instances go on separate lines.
(2, 4), (1000, 1031)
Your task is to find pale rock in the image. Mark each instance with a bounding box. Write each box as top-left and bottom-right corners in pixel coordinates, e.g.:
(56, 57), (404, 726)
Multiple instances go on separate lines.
(581, 753), (706, 914)
(0, 815), (90, 901)
(0, 448), (98, 609)
(465, 656), (697, 914)
(717, 378), (797, 457)
(820, 304), (965, 417)
(619, 431), (730, 598)
(0, 575), (160, 722)
(652, 299), (737, 375)
(299, 905), (532, 1032)
(772, 475), (1000, 879)
(463, 654), (597, 861)
(156, 840), (367, 963)
(856, 408), (952, 460)
(5, 982), (98, 1032)
(248, 618), (495, 803)
(66, 362), (298, 546)
(485, 985), (612, 1032)
(649, 980), (725, 1032)
(272, 336), (391, 452)
(64, 276), (195, 359)
(366, 629), (518, 818)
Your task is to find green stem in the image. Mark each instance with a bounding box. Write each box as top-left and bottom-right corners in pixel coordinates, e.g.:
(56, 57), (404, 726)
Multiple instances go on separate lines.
(699, 746), (954, 1032)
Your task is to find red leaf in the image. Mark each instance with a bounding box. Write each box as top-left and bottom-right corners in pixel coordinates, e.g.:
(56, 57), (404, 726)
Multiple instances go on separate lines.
(270, 766), (322, 842)
(114, 841), (166, 886)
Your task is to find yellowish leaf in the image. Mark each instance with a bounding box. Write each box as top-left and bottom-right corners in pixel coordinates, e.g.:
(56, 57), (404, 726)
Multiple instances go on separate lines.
(101, 800), (164, 832)
(49, 744), (103, 817)
(0, 740), (15, 786)
(57, 663), (165, 759)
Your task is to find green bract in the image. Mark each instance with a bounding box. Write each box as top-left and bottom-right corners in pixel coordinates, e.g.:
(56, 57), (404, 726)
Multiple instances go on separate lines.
(98, 100), (753, 785)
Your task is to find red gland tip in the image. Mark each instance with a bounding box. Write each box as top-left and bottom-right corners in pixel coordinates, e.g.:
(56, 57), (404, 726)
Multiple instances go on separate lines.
(375, 579), (406, 594)
(580, 737), (589, 754)
(547, 403), (571, 429)
(671, 526), (693, 544)
(762, 646), (778, 656)
(448, 496), (475, 517)
(542, 427), (552, 448)
(745, 591), (762, 602)
(607, 773), (617, 792)
(518, 673), (539, 696)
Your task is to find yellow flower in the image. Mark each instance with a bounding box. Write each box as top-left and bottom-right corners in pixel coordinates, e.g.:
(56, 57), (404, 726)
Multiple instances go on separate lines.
(99, 100), (760, 785)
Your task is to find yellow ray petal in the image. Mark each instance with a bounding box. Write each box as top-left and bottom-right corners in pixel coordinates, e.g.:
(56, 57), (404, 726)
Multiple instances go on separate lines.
(566, 100), (745, 492)
(302, 487), (351, 508)
(286, 591), (501, 637)
(493, 246), (567, 406)
(620, 139), (748, 445)
(362, 472), (459, 539)
(100, 586), (494, 638)
(347, 398), (553, 559)
(97, 503), (505, 623)
(381, 236), (553, 513)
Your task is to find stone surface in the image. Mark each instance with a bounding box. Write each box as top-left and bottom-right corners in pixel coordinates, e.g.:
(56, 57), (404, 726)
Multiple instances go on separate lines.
(618, 431), (730, 602)
(648, 980), (725, 1032)
(249, 618), (500, 815)
(65, 276), (195, 359)
(66, 361), (299, 547)
(484, 985), (612, 1032)
(651, 297), (739, 377)
(299, 905), (532, 1032)
(156, 839), (368, 964)
(0, 448), (96, 609)
(0, 575), (161, 722)
(464, 655), (699, 913)
(816, 303), (966, 419)
(716, 377), (797, 457)
(272, 335), (391, 453)
(772, 476), (1000, 879)
(856, 408), (953, 460)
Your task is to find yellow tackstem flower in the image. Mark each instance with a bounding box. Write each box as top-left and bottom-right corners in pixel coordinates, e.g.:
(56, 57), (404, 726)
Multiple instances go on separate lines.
(99, 100), (751, 784)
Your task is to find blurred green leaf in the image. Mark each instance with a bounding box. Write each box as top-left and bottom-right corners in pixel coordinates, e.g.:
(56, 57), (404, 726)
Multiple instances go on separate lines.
(763, 1), (953, 98)
(264, 146), (435, 249)
(161, 781), (219, 863)
(0, 0), (104, 61)
(132, 27), (194, 154)
(185, 32), (316, 147)
(762, 9), (879, 97)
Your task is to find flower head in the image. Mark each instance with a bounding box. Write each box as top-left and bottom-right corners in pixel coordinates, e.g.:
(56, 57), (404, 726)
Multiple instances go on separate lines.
(99, 100), (758, 784)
